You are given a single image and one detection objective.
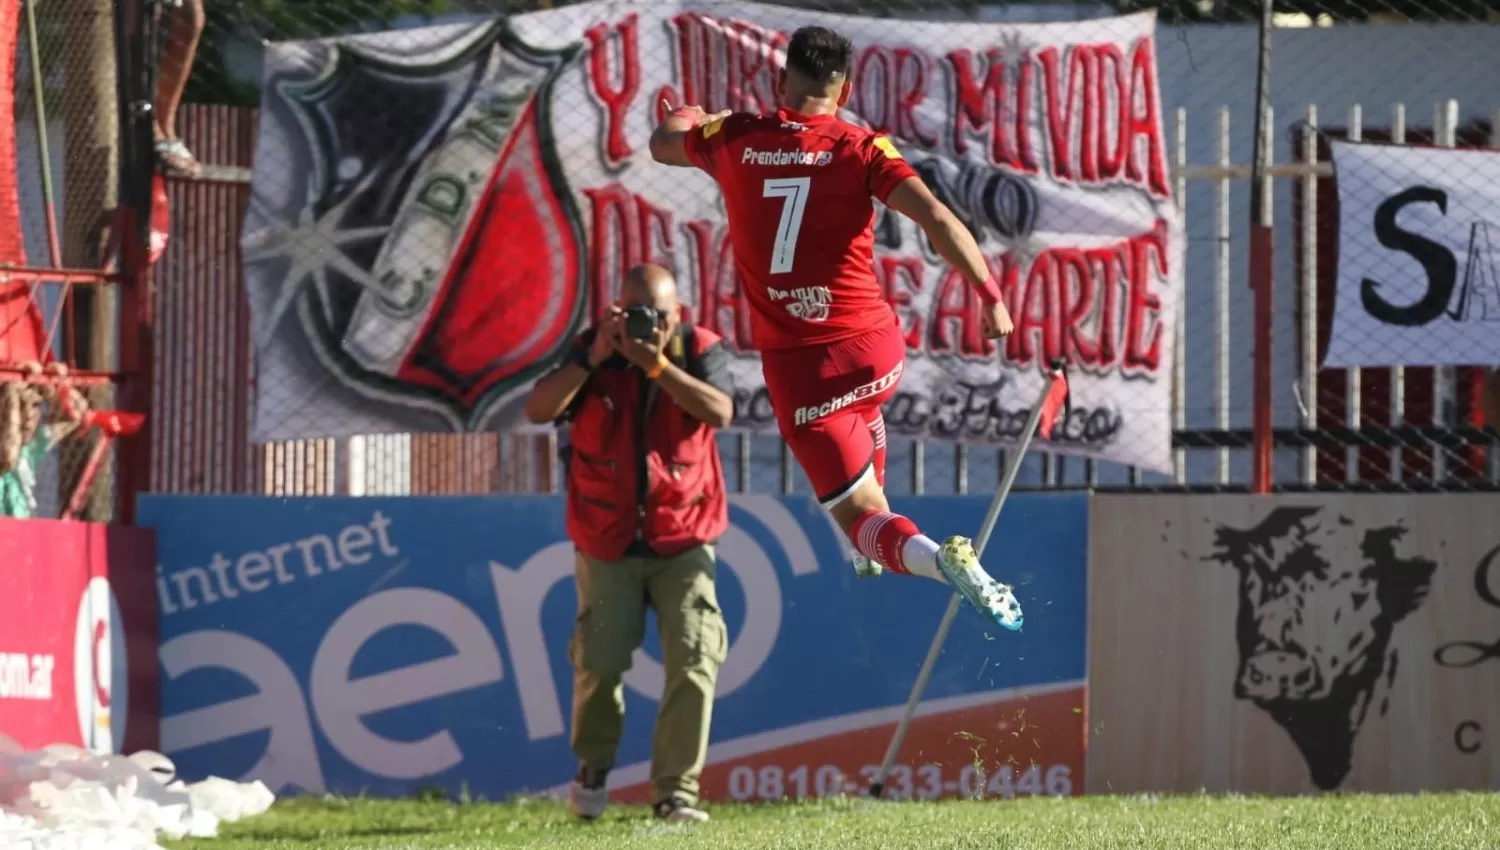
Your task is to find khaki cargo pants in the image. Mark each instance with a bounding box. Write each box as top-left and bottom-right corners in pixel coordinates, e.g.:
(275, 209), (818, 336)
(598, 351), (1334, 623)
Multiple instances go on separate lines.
(569, 544), (728, 805)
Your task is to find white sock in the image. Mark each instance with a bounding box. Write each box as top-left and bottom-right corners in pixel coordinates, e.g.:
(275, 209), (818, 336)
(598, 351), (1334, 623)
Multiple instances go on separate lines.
(901, 535), (944, 584)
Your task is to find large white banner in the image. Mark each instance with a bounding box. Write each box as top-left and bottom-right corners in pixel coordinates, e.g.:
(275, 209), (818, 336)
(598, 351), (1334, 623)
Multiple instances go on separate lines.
(1326, 140), (1500, 369)
(242, 3), (1182, 472)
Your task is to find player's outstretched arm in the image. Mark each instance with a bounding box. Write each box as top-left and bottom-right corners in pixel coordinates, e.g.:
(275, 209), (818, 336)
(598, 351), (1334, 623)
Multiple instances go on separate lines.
(649, 103), (730, 168)
(884, 176), (1014, 336)
(885, 176), (990, 290)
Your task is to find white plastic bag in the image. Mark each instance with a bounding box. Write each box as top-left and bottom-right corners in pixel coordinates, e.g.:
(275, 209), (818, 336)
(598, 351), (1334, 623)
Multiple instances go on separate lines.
(0, 735), (275, 850)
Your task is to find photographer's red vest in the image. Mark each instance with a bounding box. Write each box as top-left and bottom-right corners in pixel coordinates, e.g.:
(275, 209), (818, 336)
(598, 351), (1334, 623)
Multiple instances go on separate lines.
(563, 327), (729, 561)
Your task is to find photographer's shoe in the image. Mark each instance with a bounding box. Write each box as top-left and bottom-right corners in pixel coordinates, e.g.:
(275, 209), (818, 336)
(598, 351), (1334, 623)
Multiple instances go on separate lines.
(653, 796), (709, 823)
(569, 765), (608, 821)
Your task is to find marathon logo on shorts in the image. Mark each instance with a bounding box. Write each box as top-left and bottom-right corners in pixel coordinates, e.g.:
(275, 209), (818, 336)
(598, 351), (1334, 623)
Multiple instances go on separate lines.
(792, 362), (904, 427)
(741, 147), (833, 167)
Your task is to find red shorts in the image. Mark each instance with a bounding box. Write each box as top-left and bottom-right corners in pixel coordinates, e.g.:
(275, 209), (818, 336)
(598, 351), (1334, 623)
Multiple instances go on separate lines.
(760, 322), (905, 506)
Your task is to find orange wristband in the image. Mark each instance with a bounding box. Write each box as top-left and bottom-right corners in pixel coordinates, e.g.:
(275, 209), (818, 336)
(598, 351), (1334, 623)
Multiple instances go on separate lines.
(645, 357), (668, 380)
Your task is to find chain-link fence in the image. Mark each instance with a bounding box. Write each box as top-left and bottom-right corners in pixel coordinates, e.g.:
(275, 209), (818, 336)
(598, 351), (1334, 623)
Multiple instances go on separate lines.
(142, 0), (1500, 500)
(0, 0), (129, 520)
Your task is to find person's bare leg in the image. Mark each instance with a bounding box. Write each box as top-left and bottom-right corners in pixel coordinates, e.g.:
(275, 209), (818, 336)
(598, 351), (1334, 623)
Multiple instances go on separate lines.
(153, 0), (204, 173)
(829, 476), (943, 583)
(155, 0), (204, 139)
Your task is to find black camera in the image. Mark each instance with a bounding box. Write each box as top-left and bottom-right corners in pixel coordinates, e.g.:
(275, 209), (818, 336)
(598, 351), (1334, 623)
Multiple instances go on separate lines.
(622, 305), (661, 341)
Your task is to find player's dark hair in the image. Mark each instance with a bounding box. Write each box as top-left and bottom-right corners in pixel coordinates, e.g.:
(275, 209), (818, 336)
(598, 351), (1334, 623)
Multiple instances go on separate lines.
(784, 26), (853, 85)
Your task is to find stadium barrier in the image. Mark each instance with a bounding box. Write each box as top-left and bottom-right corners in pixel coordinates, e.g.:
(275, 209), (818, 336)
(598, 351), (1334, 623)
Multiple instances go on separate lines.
(0, 517), (158, 755)
(1087, 492), (1500, 794)
(137, 492), (1088, 802)
(138, 490), (1500, 799)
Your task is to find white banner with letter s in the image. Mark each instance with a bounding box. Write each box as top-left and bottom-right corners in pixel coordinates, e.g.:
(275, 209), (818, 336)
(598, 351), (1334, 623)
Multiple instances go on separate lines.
(1325, 140), (1500, 369)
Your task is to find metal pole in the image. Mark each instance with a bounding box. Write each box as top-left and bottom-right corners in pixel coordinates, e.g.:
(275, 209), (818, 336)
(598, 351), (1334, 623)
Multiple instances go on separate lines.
(22, 0), (61, 269)
(869, 365), (1065, 798)
(112, 0), (160, 524)
(1249, 0), (1275, 493)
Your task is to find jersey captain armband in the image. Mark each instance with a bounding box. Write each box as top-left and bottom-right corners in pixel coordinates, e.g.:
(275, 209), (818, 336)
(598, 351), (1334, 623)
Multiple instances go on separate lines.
(872, 135), (903, 159)
(865, 134), (919, 202)
(699, 115), (727, 139)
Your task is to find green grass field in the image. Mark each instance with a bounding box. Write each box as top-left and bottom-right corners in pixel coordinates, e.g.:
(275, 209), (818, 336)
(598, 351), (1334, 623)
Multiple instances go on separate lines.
(162, 792), (1500, 850)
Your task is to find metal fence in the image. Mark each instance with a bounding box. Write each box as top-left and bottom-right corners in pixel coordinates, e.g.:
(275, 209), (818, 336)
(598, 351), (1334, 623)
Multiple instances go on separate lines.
(0, 0), (143, 521)
(134, 0), (1500, 500)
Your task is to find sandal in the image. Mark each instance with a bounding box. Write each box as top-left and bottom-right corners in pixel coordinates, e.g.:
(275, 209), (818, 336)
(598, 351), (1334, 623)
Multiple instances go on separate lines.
(155, 137), (201, 178)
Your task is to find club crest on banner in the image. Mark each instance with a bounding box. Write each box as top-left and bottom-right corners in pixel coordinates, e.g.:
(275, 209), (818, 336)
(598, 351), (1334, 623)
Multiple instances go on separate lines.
(244, 19), (586, 434)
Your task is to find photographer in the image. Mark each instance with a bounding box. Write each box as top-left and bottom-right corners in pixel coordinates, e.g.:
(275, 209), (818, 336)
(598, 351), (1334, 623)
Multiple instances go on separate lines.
(524, 263), (734, 824)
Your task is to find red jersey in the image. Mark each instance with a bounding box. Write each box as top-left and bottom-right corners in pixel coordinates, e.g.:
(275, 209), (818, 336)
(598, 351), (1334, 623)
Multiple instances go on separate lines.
(683, 107), (919, 351)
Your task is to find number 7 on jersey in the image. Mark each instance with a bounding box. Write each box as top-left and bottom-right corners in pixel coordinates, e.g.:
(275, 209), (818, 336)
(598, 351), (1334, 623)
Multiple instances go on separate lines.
(762, 177), (811, 275)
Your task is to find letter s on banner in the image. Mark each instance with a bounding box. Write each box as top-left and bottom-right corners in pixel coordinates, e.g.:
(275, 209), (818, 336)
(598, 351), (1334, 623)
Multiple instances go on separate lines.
(74, 577), (127, 754)
(1359, 186), (1456, 328)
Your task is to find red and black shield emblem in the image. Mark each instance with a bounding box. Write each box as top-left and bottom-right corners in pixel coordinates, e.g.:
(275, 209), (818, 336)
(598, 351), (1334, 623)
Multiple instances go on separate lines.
(245, 19), (585, 431)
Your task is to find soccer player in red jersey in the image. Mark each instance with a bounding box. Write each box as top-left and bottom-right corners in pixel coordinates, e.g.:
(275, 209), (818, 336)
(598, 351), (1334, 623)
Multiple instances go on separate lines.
(649, 26), (1023, 631)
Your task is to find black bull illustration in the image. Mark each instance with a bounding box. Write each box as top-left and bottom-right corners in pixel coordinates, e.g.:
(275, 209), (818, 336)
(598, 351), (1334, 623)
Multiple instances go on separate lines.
(1207, 507), (1436, 790)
